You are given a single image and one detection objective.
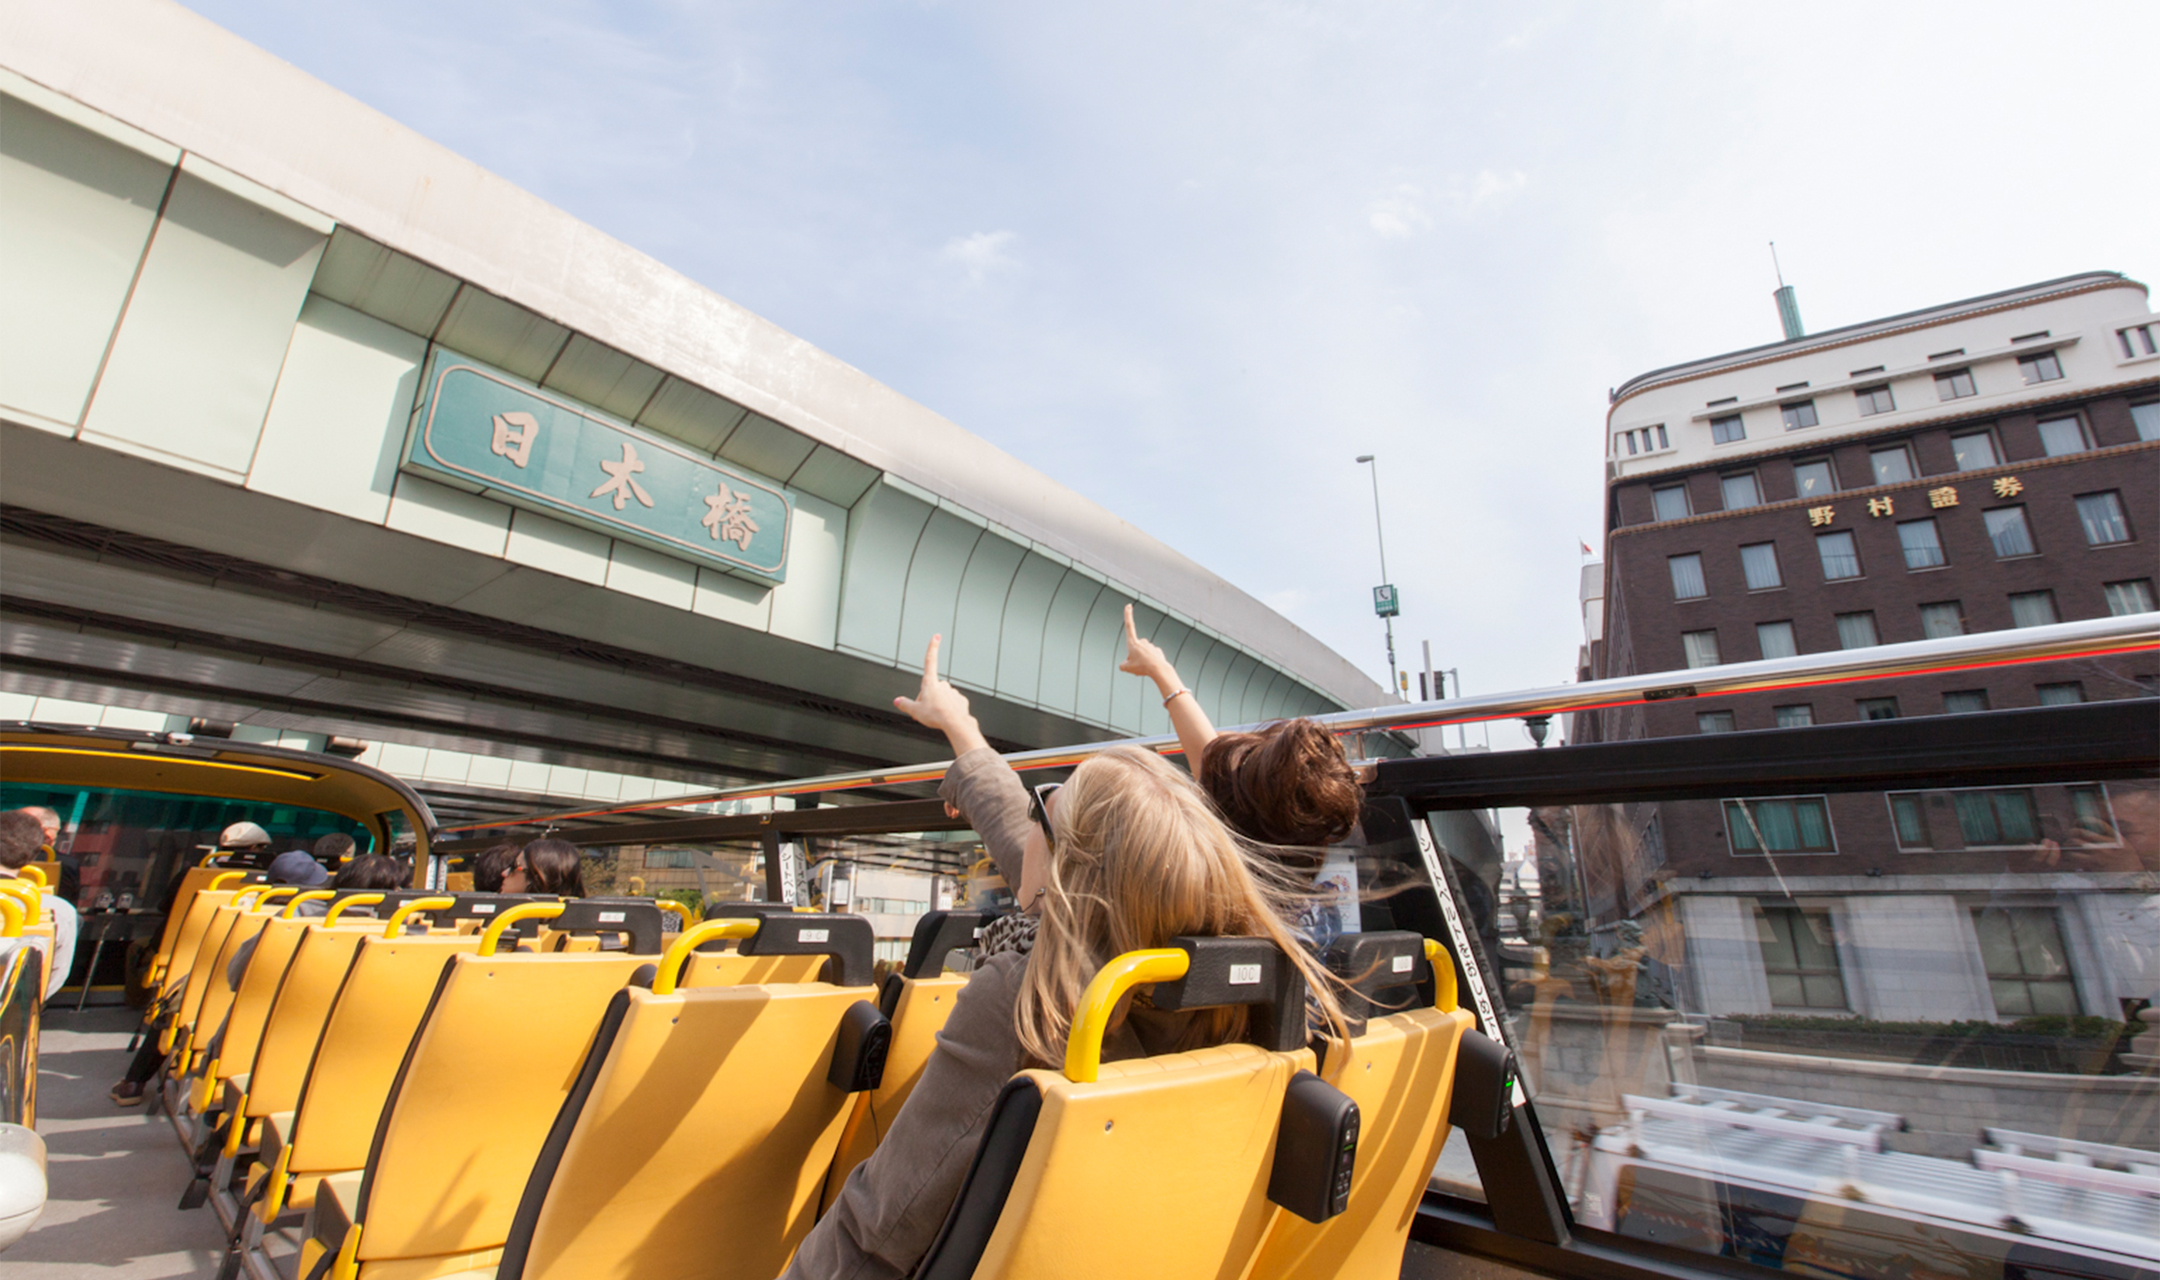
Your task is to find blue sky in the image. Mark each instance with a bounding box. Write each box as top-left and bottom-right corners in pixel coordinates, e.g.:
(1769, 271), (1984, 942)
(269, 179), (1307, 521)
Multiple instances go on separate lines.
(186, 0), (2157, 745)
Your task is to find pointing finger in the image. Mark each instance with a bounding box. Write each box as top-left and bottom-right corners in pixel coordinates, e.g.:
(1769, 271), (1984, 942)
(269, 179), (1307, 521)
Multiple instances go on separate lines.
(921, 634), (942, 684)
(1123, 604), (1139, 646)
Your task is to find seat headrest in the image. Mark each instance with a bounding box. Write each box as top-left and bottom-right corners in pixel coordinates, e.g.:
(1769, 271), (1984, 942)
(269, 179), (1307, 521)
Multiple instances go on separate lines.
(1150, 937), (1307, 1053)
(737, 911), (876, 988)
(903, 910), (1000, 980)
(1321, 931), (1434, 1034)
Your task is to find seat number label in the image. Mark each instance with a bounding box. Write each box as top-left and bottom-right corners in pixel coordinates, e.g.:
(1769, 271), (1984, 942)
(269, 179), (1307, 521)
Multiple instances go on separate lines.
(473, 903), (496, 914)
(799, 928), (829, 943)
(1391, 954), (1415, 973)
(1228, 963), (1261, 986)
(598, 911), (625, 923)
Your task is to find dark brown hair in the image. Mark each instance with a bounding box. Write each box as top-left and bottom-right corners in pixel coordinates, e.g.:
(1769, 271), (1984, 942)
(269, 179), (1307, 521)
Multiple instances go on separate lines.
(520, 839), (587, 897)
(0, 810), (43, 869)
(470, 841), (520, 893)
(1196, 719), (1363, 868)
(332, 853), (410, 891)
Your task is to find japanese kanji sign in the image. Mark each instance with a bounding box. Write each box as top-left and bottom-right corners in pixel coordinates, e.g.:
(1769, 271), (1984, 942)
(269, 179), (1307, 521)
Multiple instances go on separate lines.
(404, 353), (792, 582)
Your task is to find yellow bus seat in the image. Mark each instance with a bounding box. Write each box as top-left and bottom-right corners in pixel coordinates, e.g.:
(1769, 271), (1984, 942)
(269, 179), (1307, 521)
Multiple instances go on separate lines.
(161, 895), (260, 1055)
(177, 893), (296, 1079)
(493, 913), (885, 1280)
(251, 926), (482, 1225)
(1246, 932), (1475, 1280)
(150, 868), (259, 984)
(155, 884), (250, 1015)
(914, 936), (1336, 1280)
(821, 910), (994, 1214)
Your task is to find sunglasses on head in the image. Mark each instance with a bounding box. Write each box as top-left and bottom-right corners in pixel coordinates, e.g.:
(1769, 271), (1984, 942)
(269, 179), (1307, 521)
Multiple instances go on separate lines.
(1027, 783), (1063, 846)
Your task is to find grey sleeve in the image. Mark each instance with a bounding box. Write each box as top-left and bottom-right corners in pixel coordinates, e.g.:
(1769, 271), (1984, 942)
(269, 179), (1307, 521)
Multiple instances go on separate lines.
(781, 955), (1027, 1280)
(937, 748), (1035, 890)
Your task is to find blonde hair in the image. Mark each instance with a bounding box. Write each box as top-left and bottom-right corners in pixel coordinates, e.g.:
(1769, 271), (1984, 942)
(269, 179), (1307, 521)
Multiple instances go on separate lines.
(1013, 746), (1348, 1069)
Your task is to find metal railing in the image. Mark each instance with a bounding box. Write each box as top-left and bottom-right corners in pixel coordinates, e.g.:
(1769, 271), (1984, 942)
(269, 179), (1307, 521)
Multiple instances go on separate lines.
(441, 612), (2160, 834)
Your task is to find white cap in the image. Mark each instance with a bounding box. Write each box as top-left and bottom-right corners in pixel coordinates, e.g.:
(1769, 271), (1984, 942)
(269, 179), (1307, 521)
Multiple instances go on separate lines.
(208, 820), (272, 850)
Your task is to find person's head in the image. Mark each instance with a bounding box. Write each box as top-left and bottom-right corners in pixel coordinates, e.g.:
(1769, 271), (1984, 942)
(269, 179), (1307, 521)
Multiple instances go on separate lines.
(267, 849), (332, 889)
(470, 842), (521, 894)
(1196, 719), (1363, 869)
(21, 806), (61, 848)
(1014, 745), (1345, 1068)
(312, 832), (357, 865)
(332, 854), (410, 891)
(505, 839), (585, 897)
(0, 810), (44, 872)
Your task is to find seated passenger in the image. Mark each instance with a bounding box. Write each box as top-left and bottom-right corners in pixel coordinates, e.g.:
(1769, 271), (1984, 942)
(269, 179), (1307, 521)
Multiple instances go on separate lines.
(333, 854), (412, 893)
(503, 839), (584, 897)
(19, 805), (79, 903)
(0, 809), (77, 1002)
(469, 841), (521, 893)
(225, 850), (334, 982)
(1119, 604), (1362, 872)
(784, 637), (1346, 1280)
(312, 831), (357, 870)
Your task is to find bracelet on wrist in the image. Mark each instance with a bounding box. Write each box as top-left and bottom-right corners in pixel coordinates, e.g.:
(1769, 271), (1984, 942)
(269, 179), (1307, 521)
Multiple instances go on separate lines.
(1163, 688), (1191, 707)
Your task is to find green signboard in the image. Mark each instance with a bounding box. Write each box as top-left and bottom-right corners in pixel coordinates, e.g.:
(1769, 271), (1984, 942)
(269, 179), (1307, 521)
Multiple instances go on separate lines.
(403, 352), (791, 582)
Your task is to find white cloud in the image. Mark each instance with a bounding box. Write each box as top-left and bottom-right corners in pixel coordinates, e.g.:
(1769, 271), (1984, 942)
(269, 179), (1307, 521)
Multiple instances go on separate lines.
(1462, 167), (1528, 210)
(941, 229), (1022, 283)
(1367, 185), (1433, 239)
(1368, 169), (1528, 237)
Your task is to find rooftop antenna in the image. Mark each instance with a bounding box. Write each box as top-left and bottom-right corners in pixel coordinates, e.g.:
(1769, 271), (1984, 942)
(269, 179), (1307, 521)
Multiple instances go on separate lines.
(1770, 241), (1804, 341)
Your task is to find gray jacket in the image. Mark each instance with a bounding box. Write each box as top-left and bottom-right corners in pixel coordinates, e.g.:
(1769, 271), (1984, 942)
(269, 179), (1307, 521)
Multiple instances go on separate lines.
(783, 749), (1199, 1280)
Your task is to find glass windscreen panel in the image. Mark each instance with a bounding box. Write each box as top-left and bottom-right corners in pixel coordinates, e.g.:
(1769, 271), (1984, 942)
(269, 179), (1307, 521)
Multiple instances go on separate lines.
(1417, 704), (2158, 1279)
(0, 781), (373, 909)
(573, 828), (990, 980)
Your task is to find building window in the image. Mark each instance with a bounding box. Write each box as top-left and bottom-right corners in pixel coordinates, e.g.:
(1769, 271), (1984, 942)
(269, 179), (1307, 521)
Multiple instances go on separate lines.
(1739, 542), (1782, 590)
(2121, 324), (2160, 359)
(1853, 385), (1895, 416)
(1728, 799), (1836, 855)
(1721, 473), (1762, 509)
(1897, 519), (1946, 570)
(1816, 531), (1862, 580)
(1791, 458), (1836, 499)
(2068, 785), (2118, 843)
(1754, 905), (1848, 1010)
(2104, 579), (2156, 615)
(1669, 553), (1708, 600)
(1781, 400), (1819, 430)
(1855, 695), (1899, 719)
(1943, 690), (1990, 714)
(1698, 711), (1737, 734)
(1711, 414), (1746, 444)
(2075, 492), (2132, 545)
(1918, 600), (1966, 638)
(1837, 612), (1881, 649)
(1984, 507), (2037, 558)
(2133, 402), (2160, 441)
(1774, 704), (1813, 728)
(1972, 907), (2078, 1017)
(1956, 788), (2040, 845)
(2035, 681), (2085, 706)
(1757, 621), (1797, 659)
(1869, 445), (1916, 485)
(1935, 367), (1977, 400)
(1652, 485), (1691, 521)
(1617, 425), (1670, 456)
(1950, 431), (2000, 471)
(1889, 793), (1935, 848)
(1682, 630), (1721, 668)
(2017, 350), (2065, 385)
(2008, 590), (2059, 628)
(2037, 416), (2089, 456)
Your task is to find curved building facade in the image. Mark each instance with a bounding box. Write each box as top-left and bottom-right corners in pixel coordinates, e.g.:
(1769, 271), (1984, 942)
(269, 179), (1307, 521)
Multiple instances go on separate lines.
(0, 2), (1383, 804)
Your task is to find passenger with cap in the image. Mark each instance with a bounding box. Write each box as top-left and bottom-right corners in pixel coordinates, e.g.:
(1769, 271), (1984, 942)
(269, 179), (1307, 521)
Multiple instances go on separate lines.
(222, 849), (334, 987)
(0, 809), (78, 1002)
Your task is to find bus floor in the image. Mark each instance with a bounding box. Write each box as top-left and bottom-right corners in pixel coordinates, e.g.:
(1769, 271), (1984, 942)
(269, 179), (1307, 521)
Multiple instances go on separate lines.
(9, 1006), (293, 1279)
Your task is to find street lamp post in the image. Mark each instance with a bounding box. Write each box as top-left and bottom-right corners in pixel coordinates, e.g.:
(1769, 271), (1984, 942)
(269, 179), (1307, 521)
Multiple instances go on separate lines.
(1354, 455), (1401, 698)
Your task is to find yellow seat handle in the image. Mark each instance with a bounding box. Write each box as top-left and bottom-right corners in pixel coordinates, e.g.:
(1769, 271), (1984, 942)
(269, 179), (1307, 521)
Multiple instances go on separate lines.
(16, 865), (47, 888)
(383, 896), (455, 937)
(208, 871), (248, 891)
(653, 899), (692, 928)
(0, 895), (24, 937)
(1424, 939), (1459, 1013)
(653, 918), (759, 994)
(232, 886), (271, 910)
(478, 901), (566, 956)
(1063, 948), (1192, 1083)
(0, 881), (36, 908)
(280, 890), (335, 919)
(254, 887), (299, 910)
(323, 893), (386, 925)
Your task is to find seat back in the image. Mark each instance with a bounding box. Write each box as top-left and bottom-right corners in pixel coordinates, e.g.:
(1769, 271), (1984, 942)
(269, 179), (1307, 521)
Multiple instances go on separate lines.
(180, 892), (295, 1063)
(822, 911), (990, 1212)
(1246, 932), (1473, 1280)
(500, 913), (882, 1280)
(204, 908), (322, 1097)
(156, 882), (249, 1001)
(284, 930), (483, 1175)
(151, 867), (254, 979)
(354, 950), (655, 1263)
(237, 920), (382, 1120)
(916, 936), (1326, 1280)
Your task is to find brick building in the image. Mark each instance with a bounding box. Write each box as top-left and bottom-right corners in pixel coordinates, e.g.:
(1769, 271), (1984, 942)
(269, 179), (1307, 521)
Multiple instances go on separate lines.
(1576, 271), (2159, 1024)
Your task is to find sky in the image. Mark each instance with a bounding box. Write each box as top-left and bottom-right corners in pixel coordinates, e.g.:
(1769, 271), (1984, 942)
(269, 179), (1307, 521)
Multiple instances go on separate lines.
(183, 0), (2158, 752)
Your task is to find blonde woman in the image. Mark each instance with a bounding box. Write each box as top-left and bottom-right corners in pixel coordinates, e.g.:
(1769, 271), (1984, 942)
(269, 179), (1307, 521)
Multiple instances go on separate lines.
(784, 637), (1345, 1280)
